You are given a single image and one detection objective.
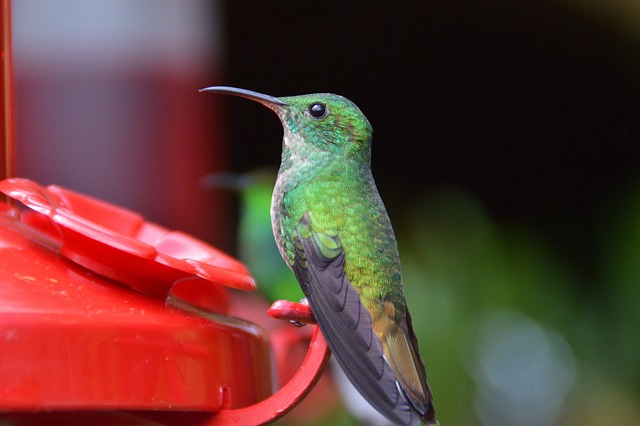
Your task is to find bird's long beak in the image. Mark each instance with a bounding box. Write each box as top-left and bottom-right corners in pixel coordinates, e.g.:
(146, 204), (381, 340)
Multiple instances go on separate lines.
(200, 86), (288, 107)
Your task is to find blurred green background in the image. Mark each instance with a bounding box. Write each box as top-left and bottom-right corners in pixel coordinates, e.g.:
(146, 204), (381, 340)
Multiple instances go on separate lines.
(218, 1), (640, 425)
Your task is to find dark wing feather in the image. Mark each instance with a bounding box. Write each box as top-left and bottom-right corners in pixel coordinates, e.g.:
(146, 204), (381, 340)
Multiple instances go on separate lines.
(291, 222), (416, 426)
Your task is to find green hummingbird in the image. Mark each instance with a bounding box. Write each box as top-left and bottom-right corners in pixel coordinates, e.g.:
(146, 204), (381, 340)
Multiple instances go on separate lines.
(201, 86), (436, 425)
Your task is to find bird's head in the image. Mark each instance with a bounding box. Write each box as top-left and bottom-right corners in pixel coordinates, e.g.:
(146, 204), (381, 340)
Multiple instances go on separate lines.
(201, 86), (372, 160)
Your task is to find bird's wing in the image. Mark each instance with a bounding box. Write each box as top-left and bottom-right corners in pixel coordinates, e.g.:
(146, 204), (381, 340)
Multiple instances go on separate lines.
(289, 212), (416, 426)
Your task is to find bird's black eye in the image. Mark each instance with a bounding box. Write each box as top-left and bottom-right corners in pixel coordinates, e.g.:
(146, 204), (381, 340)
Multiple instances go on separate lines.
(308, 102), (327, 119)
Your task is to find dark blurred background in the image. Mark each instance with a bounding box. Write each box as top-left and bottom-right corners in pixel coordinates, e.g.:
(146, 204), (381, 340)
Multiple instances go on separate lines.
(221, 1), (639, 279)
(11, 1), (640, 425)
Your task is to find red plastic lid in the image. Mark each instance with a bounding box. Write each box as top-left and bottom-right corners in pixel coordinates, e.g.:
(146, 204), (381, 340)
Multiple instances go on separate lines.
(0, 178), (256, 298)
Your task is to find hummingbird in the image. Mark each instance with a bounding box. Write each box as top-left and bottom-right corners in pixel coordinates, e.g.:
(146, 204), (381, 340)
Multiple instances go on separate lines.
(201, 86), (436, 425)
